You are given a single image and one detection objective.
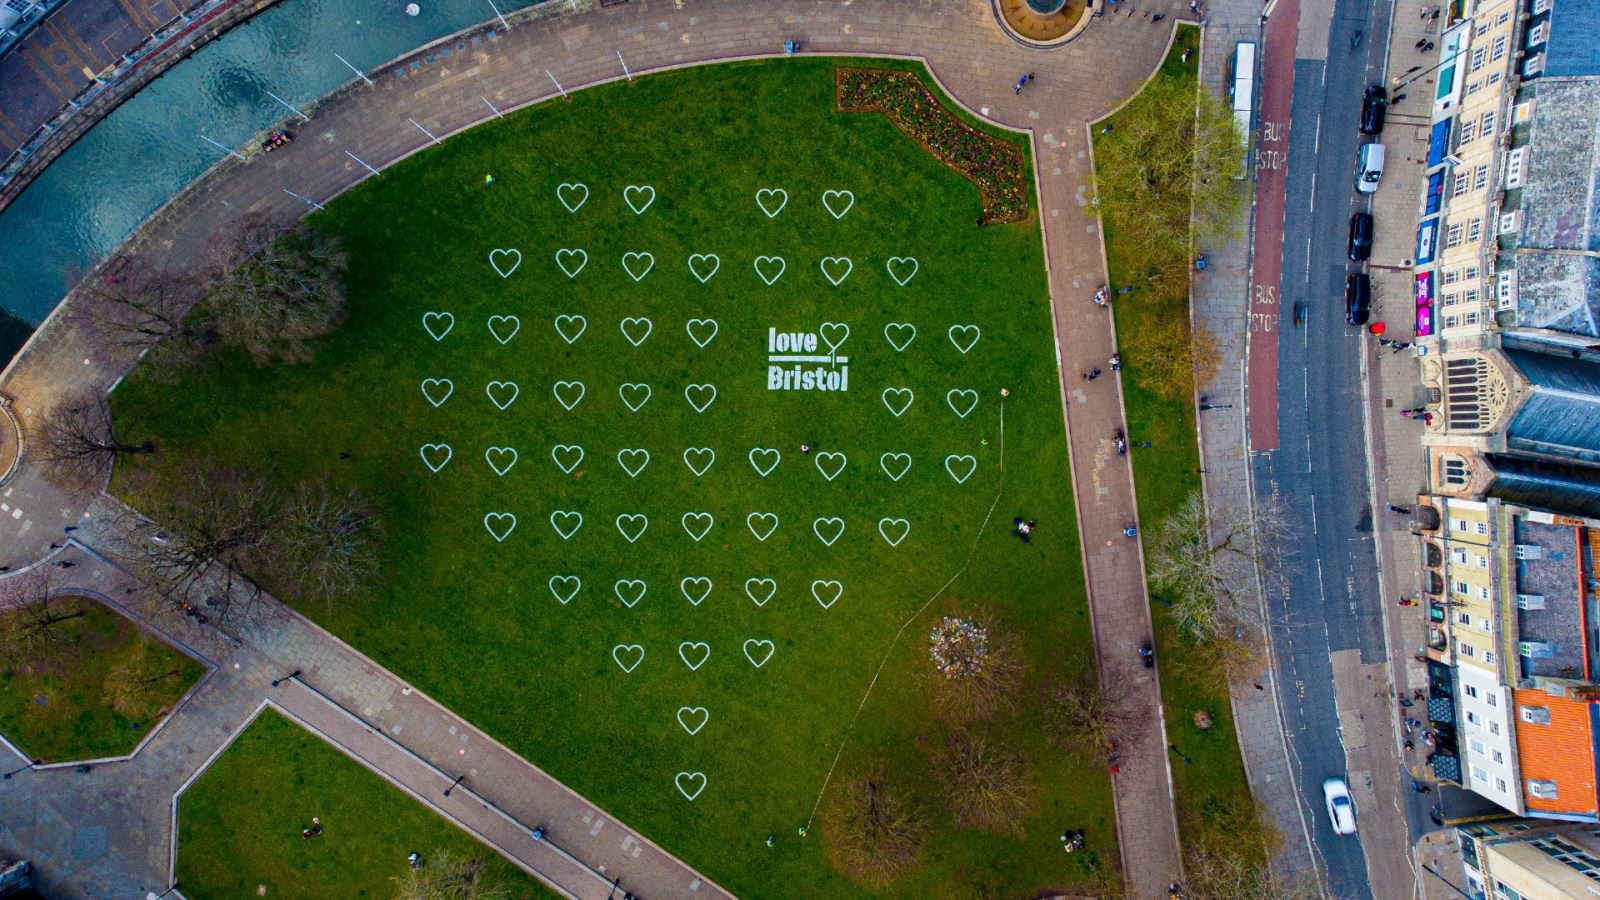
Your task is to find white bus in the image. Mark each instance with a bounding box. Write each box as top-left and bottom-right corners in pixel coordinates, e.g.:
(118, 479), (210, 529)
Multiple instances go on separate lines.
(1231, 41), (1257, 178)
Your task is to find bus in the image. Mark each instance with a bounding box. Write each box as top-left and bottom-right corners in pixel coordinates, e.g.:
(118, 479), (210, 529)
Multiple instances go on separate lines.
(1231, 41), (1257, 179)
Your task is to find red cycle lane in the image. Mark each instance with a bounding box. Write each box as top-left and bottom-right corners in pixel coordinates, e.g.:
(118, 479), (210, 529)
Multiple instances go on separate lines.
(1246, 0), (1301, 452)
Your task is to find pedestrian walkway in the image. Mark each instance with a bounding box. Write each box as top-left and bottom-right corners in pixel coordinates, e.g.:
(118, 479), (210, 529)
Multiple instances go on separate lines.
(0, 2), (1213, 896)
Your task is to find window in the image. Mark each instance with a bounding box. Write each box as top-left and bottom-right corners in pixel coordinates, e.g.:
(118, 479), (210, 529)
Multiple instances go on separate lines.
(1472, 764), (1487, 781)
(1476, 553), (1488, 568)
(1478, 585), (1490, 599)
(1522, 705), (1551, 724)
(1461, 119), (1478, 142)
(1470, 738), (1485, 754)
(1525, 54), (1545, 77)
(1471, 46), (1487, 71)
(1467, 218), (1483, 242)
(1464, 681), (1479, 695)
(1447, 222), (1464, 247)
(1485, 650), (1495, 665)
(1460, 642), (1477, 658)
(1492, 749), (1503, 763)
(2, 0), (27, 11)
(1505, 148), (1526, 188)
(1466, 79), (1484, 98)
(1533, 0), (1551, 13)
(1465, 264), (1480, 280)
(1465, 310), (1482, 326)
(1472, 164), (1489, 191)
(1528, 780), (1560, 800)
(1444, 268), (1461, 285)
(1495, 777), (1507, 794)
(1456, 580), (1470, 594)
(1467, 710), (1481, 725)
(1489, 70), (1502, 86)
(1491, 35), (1508, 61)
(1496, 9), (1510, 25)
(1454, 170), (1471, 196)
(1480, 110), (1495, 138)
(1454, 548), (1470, 564)
(1528, 22), (1550, 45)
(1444, 292), (1460, 308)
(1445, 457), (1469, 484)
(1444, 315), (1461, 329)
(1465, 287), (1482, 306)
(1454, 518), (1470, 532)
(1498, 271), (1517, 309)
(1499, 211), (1519, 233)
(1477, 521), (1489, 535)
(1487, 692), (1497, 706)
(1489, 720), (1500, 735)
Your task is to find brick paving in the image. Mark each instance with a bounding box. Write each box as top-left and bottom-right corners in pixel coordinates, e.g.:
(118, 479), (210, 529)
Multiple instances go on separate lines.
(0, 1), (1248, 896)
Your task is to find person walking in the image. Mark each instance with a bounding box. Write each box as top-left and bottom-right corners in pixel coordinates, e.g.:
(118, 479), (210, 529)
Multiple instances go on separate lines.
(1387, 503), (1413, 514)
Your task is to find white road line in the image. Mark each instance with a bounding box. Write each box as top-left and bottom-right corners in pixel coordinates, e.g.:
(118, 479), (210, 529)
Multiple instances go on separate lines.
(1310, 492), (1318, 534)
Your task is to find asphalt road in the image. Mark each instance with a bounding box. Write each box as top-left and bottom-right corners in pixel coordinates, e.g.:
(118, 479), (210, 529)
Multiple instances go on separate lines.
(1254, 0), (1394, 896)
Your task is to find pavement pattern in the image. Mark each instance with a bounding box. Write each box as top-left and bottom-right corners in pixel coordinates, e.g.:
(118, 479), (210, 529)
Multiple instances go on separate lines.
(0, 1), (1248, 897)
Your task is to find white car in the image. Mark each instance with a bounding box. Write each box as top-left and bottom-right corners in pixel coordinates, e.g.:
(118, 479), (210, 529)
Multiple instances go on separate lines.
(1323, 777), (1358, 835)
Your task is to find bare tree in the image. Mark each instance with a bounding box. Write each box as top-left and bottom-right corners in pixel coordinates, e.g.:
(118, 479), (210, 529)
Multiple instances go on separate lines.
(391, 850), (510, 900)
(1042, 655), (1146, 766)
(0, 572), (80, 669)
(933, 731), (1031, 834)
(111, 459), (280, 627)
(34, 390), (157, 494)
(102, 641), (184, 718)
(277, 478), (379, 606)
(927, 614), (1025, 722)
(1123, 318), (1223, 404)
(823, 764), (929, 887)
(70, 255), (204, 361)
(1183, 837), (1321, 900)
(1149, 491), (1295, 644)
(203, 218), (348, 365)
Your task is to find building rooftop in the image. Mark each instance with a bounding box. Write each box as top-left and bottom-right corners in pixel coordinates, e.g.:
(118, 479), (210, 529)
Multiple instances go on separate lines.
(1514, 254), (1600, 336)
(1503, 348), (1600, 465)
(1512, 518), (1586, 680)
(1488, 455), (1600, 519)
(1516, 79), (1600, 335)
(1543, 0), (1600, 78)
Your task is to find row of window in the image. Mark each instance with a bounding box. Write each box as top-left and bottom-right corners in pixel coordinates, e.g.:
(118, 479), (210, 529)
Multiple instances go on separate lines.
(1461, 702), (1503, 730)
(1441, 264), (1482, 286)
(1466, 735), (1506, 765)
(1458, 109), (1497, 145)
(1452, 518), (1492, 535)
(1454, 640), (1497, 666)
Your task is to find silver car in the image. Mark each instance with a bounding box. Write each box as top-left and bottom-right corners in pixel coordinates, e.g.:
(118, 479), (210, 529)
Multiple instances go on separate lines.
(1323, 777), (1358, 835)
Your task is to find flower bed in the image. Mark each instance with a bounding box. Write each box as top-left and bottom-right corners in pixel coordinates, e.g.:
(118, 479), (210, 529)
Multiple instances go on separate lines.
(836, 68), (1030, 223)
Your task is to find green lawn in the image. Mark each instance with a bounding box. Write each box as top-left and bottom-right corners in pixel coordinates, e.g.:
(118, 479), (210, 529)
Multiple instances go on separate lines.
(115, 59), (1111, 896)
(1095, 25), (1270, 867)
(0, 595), (205, 762)
(177, 709), (550, 898)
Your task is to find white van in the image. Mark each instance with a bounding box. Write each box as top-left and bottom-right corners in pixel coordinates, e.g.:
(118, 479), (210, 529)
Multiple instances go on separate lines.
(1356, 143), (1385, 194)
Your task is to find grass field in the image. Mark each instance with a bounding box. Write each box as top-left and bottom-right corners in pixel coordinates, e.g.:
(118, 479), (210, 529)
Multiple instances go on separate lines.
(1095, 25), (1270, 866)
(0, 596), (204, 762)
(177, 709), (550, 898)
(115, 59), (1113, 896)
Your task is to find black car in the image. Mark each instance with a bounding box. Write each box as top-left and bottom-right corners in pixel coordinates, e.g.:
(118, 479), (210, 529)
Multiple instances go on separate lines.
(1345, 273), (1371, 327)
(1360, 85), (1388, 135)
(1348, 212), (1374, 261)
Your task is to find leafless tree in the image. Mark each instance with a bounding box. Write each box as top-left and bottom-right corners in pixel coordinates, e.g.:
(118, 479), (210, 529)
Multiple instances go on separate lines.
(34, 390), (157, 494)
(927, 614), (1025, 722)
(391, 850), (510, 900)
(1149, 491), (1295, 644)
(823, 764), (929, 887)
(1042, 655), (1146, 767)
(111, 459), (280, 627)
(933, 731), (1031, 834)
(70, 255), (204, 362)
(1183, 837), (1321, 900)
(0, 571), (80, 669)
(102, 642), (184, 718)
(203, 217), (348, 365)
(277, 478), (379, 606)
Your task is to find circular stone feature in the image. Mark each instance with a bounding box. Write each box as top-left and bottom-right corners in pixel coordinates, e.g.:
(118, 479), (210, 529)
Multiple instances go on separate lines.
(1025, 0), (1067, 12)
(994, 0), (1090, 46)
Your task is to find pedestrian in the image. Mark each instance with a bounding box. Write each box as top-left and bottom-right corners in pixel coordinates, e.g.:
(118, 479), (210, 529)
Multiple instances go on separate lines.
(1014, 73), (1028, 94)
(1404, 739), (1415, 751)
(311, 816), (322, 836)
(1387, 504), (1413, 514)
(1392, 93), (1407, 105)
(1423, 41), (1435, 51)
(484, 174), (495, 186)
(1189, 0), (1199, 11)
(764, 834), (775, 848)
(338, 450), (351, 460)
(801, 443), (811, 454)
(48, 542), (60, 550)
(63, 525), (78, 534)
(0, 566), (8, 573)
(797, 825), (808, 837)
(975, 215), (985, 227)
(408, 851), (424, 869)
(1088, 368), (1102, 381)
(1181, 48), (1193, 63)
(1110, 353), (1122, 370)
(1100, 122), (1114, 134)
(54, 561), (75, 569)
(1080, 371), (1090, 381)
(1415, 38), (1427, 49)
(1137, 441), (1152, 448)
(1152, 12), (1166, 22)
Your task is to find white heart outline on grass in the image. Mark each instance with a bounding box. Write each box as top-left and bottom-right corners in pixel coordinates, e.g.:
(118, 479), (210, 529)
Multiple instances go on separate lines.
(682, 447), (715, 477)
(675, 771), (706, 800)
(878, 517), (911, 547)
(821, 189), (855, 219)
(612, 644), (643, 673)
(554, 314), (587, 344)
(548, 575), (580, 605)
(623, 184), (656, 215)
(687, 253), (720, 283)
(746, 512), (778, 542)
(879, 452), (912, 481)
(811, 579), (843, 610)
(484, 446), (518, 476)
(814, 452), (846, 482)
(489, 248), (521, 278)
(681, 511), (714, 542)
(618, 383), (652, 412)
(756, 187), (787, 218)
(883, 323), (917, 352)
(616, 448), (650, 478)
(886, 256), (919, 286)
(753, 255), (786, 286)
(748, 447), (780, 477)
(743, 638), (775, 668)
(678, 641), (710, 671)
(744, 577), (776, 606)
(621, 251), (655, 282)
(882, 387), (914, 417)
(550, 444), (584, 474)
(422, 311), (454, 341)
(684, 384), (717, 413)
(686, 318), (719, 348)
(813, 516), (845, 547)
(485, 380), (519, 411)
(555, 248), (587, 278)
(946, 389), (979, 419)
(615, 513), (649, 543)
(549, 510), (583, 540)
(676, 707), (709, 736)
(552, 381), (586, 411)
(420, 443), (452, 473)
(619, 316), (653, 347)
(614, 579), (647, 608)
(487, 315), (520, 344)
(948, 324), (981, 355)
(421, 378), (454, 408)
(680, 577), (712, 606)
(819, 256), (853, 286)
(483, 512), (516, 542)
(945, 454), (977, 484)
(819, 322), (849, 353)
(556, 182), (588, 212)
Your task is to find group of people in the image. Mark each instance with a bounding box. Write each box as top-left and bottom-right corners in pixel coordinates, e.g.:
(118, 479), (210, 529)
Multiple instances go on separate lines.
(299, 816), (323, 839)
(261, 130), (295, 153)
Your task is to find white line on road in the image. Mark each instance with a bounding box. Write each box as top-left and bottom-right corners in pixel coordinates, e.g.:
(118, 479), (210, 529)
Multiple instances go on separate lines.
(1310, 492), (1318, 534)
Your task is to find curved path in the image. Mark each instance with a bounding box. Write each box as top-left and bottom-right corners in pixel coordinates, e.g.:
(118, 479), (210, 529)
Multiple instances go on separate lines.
(0, 1), (1193, 896)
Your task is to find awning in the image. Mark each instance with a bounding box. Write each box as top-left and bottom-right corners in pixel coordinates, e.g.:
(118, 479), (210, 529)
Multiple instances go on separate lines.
(1417, 219), (1439, 264)
(1425, 171), (1445, 215)
(1427, 119), (1453, 167)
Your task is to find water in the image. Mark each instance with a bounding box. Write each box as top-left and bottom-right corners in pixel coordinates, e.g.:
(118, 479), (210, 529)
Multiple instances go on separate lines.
(0, 0), (545, 326)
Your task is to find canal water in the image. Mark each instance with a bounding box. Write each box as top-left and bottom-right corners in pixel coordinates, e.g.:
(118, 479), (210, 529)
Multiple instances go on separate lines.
(0, 0), (544, 330)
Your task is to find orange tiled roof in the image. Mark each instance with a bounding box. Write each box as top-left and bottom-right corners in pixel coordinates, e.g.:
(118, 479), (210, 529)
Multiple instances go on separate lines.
(1513, 687), (1599, 817)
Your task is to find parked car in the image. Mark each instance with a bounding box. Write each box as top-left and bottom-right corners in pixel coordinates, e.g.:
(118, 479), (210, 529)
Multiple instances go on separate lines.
(1323, 777), (1358, 835)
(1348, 212), (1375, 261)
(1345, 273), (1371, 326)
(1356, 143), (1386, 194)
(1360, 85), (1388, 134)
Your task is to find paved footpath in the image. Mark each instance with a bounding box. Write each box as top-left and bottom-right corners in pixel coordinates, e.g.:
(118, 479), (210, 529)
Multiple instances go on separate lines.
(0, 1), (1215, 896)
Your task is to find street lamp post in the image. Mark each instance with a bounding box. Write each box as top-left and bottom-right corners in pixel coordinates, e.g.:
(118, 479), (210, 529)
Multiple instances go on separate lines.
(271, 669), (302, 688)
(2, 758), (41, 779)
(444, 774), (466, 797)
(1199, 403), (1233, 411)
